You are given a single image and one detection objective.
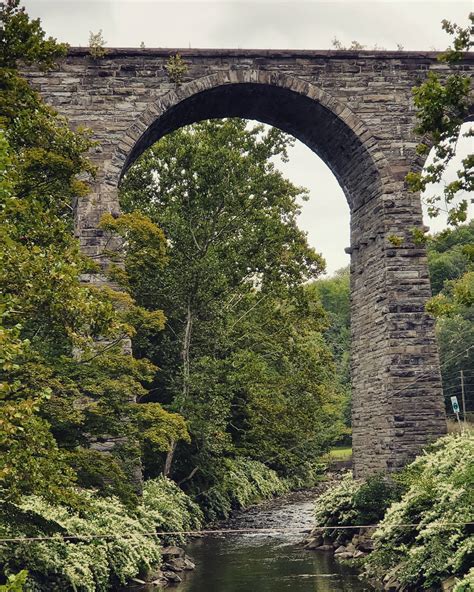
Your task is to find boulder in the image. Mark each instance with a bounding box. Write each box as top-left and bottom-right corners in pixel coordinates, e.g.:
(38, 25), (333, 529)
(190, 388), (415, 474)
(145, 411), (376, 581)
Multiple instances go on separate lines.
(336, 552), (354, 560)
(161, 546), (185, 560)
(162, 571), (183, 583)
(346, 542), (356, 554)
(317, 544), (335, 551)
(184, 556), (196, 570)
(357, 534), (374, 552)
(441, 577), (456, 592)
(334, 545), (348, 555)
(164, 558), (186, 572)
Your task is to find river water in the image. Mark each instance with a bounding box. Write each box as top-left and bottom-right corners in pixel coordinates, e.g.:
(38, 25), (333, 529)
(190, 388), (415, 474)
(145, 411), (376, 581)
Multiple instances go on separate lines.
(170, 490), (374, 592)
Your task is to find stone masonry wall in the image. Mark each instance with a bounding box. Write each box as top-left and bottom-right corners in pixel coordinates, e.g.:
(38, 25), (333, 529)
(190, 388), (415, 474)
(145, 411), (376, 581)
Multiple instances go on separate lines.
(23, 48), (473, 477)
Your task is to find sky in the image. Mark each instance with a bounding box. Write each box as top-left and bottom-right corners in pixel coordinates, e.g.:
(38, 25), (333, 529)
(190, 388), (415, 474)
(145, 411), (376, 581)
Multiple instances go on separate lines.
(24, 0), (473, 274)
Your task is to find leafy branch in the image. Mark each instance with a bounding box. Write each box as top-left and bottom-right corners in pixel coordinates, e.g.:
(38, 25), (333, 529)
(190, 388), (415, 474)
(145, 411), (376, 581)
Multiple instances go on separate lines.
(406, 13), (473, 226)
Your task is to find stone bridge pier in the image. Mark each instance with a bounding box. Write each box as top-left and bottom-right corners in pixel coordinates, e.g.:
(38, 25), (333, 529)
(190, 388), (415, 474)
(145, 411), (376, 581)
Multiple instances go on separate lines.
(24, 48), (469, 476)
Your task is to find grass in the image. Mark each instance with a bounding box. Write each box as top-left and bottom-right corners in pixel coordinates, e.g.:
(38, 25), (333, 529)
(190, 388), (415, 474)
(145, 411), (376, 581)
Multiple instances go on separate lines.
(447, 418), (473, 434)
(327, 446), (352, 461)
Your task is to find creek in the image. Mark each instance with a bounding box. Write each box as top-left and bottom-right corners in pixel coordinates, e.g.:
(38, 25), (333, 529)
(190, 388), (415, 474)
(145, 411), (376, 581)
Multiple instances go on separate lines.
(166, 489), (374, 592)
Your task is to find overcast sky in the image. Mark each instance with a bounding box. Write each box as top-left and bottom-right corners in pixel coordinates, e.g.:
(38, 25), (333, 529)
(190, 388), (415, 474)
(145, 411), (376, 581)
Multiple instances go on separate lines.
(24, 0), (473, 274)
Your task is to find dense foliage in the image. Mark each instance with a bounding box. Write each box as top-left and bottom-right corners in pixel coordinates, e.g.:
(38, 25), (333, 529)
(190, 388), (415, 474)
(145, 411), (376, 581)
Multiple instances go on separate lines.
(197, 457), (289, 522)
(119, 119), (346, 502)
(313, 433), (473, 590)
(0, 477), (201, 591)
(364, 432), (474, 591)
(305, 223), (474, 419)
(314, 473), (402, 539)
(427, 222), (474, 416)
(427, 221), (474, 318)
(0, 3), (350, 587)
(308, 267), (351, 434)
(406, 14), (473, 226)
(0, 0), (188, 509)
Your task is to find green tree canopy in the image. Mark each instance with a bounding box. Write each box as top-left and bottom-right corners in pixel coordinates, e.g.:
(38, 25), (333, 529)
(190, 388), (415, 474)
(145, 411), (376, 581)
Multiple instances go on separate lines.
(0, 1), (188, 506)
(119, 119), (345, 486)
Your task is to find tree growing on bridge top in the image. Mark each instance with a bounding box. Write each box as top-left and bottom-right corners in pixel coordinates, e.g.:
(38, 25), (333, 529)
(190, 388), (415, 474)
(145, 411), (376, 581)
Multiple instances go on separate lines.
(88, 29), (107, 60)
(119, 118), (342, 483)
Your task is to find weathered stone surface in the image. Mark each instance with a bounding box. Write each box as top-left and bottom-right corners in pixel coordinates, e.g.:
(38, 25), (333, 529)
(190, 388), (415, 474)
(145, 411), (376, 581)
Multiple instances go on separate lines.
(161, 545), (185, 560)
(162, 570), (182, 583)
(23, 48), (469, 477)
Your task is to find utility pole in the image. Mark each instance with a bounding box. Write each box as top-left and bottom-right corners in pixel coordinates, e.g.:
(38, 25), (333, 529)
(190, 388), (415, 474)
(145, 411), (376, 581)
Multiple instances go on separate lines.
(460, 370), (466, 424)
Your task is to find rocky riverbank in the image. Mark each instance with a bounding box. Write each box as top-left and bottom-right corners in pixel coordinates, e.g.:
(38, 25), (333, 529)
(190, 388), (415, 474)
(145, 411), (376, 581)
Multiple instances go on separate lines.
(304, 514), (460, 592)
(123, 546), (196, 589)
(304, 525), (374, 559)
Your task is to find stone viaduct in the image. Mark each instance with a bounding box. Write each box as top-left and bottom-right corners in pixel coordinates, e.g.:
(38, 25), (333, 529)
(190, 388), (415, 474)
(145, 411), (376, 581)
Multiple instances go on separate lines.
(24, 48), (473, 477)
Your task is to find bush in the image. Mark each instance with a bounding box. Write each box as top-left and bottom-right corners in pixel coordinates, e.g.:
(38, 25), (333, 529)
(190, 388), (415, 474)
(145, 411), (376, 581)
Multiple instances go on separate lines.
(314, 472), (402, 534)
(0, 571), (28, 592)
(141, 476), (203, 545)
(66, 449), (138, 509)
(352, 475), (403, 525)
(0, 477), (202, 591)
(197, 457), (288, 521)
(314, 472), (361, 532)
(364, 432), (474, 590)
(0, 493), (160, 591)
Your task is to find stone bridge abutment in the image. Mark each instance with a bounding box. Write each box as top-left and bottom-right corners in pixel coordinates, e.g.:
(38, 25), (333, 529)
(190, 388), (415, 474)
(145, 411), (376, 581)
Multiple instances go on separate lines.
(25, 48), (470, 476)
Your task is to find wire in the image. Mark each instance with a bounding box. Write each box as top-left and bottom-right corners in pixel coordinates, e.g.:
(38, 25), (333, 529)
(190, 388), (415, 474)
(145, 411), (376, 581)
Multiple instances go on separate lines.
(0, 522), (472, 544)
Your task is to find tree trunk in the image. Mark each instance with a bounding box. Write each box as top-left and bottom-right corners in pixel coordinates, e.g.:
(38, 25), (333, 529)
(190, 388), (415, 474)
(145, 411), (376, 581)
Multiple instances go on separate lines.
(163, 440), (176, 478)
(163, 301), (193, 477)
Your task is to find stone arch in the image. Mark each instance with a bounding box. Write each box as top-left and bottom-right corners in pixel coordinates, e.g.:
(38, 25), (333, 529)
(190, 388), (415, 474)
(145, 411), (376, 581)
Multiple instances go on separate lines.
(80, 65), (447, 479)
(102, 69), (391, 214)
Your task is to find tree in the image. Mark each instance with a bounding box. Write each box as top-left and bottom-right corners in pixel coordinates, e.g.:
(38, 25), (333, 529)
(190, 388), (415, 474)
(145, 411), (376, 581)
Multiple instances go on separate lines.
(119, 119), (343, 483)
(426, 222), (474, 412)
(406, 15), (473, 410)
(406, 14), (473, 226)
(308, 267), (352, 433)
(0, 0), (188, 505)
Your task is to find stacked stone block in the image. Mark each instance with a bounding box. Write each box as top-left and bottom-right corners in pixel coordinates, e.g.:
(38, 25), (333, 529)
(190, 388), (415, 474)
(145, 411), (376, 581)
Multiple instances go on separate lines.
(24, 48), (473, 477)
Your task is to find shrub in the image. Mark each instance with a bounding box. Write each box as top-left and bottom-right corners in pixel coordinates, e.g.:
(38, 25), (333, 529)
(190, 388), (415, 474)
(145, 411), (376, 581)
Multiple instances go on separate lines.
(314, 473), (401, 526)
(66, 449), (138, 509)
(352, 475), (403, 525)
(0, 493), (161, 591)
(88, 31), (106, 59)
(165, 53), (187, 83)
(197, 457), (288, 521)
(0, 571), (28, 592)
(364, 432), (474, 590)
(314, 472), (361, 531)
(313, 472), (403, 545)
(0, 477), (202, 591)
(141, 476), (203, 545)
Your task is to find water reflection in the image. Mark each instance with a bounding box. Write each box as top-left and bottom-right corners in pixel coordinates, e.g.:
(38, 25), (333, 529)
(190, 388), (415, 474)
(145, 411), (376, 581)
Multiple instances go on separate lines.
(172, 535), (373, 592)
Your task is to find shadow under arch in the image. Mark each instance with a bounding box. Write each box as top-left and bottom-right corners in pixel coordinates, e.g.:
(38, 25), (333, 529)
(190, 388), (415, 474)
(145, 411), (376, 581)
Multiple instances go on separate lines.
(106, 70), (390, 213)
